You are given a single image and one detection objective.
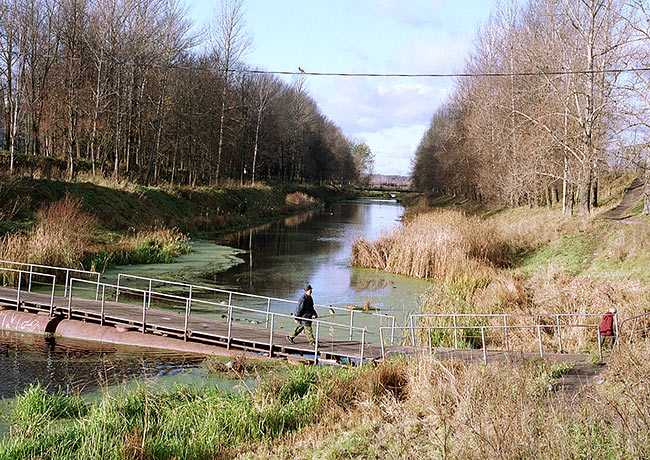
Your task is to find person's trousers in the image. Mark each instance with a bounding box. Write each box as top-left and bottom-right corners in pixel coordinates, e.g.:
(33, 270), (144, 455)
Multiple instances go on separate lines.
(600, 334), (616, 349)
(290, 324), (315, 345)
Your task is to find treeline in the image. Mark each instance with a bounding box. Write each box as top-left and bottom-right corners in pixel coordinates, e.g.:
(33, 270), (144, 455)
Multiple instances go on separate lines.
(0, 0), (368, 186)
(412, 0), (650, 214)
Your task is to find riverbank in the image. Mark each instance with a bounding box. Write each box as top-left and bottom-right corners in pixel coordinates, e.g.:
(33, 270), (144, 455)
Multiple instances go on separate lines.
(0, 175), (356, 271)
(2, 345), (648, 459)
(351, 174), (650, 353)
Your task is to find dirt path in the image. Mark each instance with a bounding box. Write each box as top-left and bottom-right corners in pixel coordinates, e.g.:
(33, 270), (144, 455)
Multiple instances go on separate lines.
(600, 177), (644, 220)
(555, 361), (606, 399)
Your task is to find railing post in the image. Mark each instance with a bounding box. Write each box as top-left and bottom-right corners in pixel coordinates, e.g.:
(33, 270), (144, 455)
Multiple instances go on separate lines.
(67, 279), (72, 319)
(380, 328), (386, 361)
(49, 277), (56, 317)
(16, 271), (22, 307)
(391, 316), (396, 345)
(228, 292), (232, 306)
(265, 298), (271, 328)
(64, 270), (70, 298)
(556, 314), (563, 353)
(141, 292), (147, 334)
(147, 280), (152, 310)
(100, 285), (106, 326)
(597, 329), (603, 362)
(349, 310), (355, 340)
(503, 315), (508, 351)
(481, 327), (487, 364)
(28, 265), (33, 292)
(115, 274), (121, 302)
(427, 327), (432, 354)
(453, 315), (458, 349)
(227, 305), (233, 349)
(537, 325), (543, 358)
(314, 320), (320, 365)
(410, 315), (416, 346)
(95, 274), (101, 301)
(268, 313), (275, 357)
(184, 298), (190, 341)
(629, 318), (638, 344)
(188, 285), (193, 308)
(360, 328), (366, 366)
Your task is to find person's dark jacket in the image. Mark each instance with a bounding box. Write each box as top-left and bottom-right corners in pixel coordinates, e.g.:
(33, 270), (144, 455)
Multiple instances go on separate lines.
(294, 293), (317, 326)
(600, 312), (615, 336)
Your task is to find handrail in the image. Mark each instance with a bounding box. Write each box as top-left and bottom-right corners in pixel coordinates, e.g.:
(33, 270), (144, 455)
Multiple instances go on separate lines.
(619, 311), (650, 343)
(409, 312), (613, 353)
(69, 278), (368, 365)
(0, 260), (100, 298)
(116, 273), (395, 342)
(380, 322), (603, 364)
(0, 267), (57, 315)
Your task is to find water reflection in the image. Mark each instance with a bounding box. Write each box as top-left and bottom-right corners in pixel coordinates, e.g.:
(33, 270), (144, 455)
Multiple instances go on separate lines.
(0, 330), (205, 400)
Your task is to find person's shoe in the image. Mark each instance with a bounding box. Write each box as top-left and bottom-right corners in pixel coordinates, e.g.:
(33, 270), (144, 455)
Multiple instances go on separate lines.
(309, 342), (316, 347)
(286, 335), (295, 344)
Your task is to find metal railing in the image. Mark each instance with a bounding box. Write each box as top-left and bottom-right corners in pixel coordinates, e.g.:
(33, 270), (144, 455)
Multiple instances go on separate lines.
(69, 278), (368, 365)
(0, 267), (57, 315)
(619, 311), (650, 343)
(116, 273), (395, 343)
(0, 260), (100, 298)
(380, 322), (604, 364)
(409, 313), (616, 354)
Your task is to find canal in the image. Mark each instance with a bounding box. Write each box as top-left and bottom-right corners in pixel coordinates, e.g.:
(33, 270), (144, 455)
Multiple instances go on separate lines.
(0, 198), (428, 435)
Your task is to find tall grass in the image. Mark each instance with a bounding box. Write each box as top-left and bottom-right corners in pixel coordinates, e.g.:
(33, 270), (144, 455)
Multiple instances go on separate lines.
(352, 209), (517, 280)
(0, 366), (345, 460)
(0, 194), (97, 267)
(247, 347), (650, 460)
(84, 227), (191, 271)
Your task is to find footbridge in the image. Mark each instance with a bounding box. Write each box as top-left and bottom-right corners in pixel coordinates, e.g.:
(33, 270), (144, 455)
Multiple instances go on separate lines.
(0, 261), (643, 366)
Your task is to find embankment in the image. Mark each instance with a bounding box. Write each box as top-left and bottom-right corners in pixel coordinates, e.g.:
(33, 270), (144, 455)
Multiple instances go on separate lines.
(0, 175), (355, 235)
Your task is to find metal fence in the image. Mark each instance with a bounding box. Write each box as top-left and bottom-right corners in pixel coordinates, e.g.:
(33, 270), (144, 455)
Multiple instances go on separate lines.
(69, 277), (368, 365)
(116, 273), (396, 343)
(409, 312), (616, 354)
(619, 311), (650, 343)
(0, 259), (100, 298)
(381, 321), (605, 364)
(0, 267), (57, 315)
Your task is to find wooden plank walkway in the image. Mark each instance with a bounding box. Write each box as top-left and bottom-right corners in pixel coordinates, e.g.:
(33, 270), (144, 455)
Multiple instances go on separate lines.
(0, 286), (596, 366)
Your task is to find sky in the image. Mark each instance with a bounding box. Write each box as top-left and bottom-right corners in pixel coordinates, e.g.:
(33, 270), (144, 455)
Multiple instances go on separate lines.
(189, 0), (497, 176)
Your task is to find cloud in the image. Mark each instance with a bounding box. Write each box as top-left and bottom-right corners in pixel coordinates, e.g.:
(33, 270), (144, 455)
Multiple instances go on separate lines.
(374, 0), (449, 28)
(315, 77), (450, 133)
(357, 125), (430, 176)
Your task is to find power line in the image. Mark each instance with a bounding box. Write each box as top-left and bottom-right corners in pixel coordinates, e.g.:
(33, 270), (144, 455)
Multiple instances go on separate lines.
(9, 50), (650, 78)
(243, 67), (650, 78)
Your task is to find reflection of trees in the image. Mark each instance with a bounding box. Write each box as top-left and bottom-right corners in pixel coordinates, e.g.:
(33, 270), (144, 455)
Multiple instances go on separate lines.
(214, 204), (361, 293)
(282, 211), (314, 228)
(349, 270), (395, 291)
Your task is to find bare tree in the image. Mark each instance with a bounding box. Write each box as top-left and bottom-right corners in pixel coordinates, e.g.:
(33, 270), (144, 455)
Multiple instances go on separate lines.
(210, 0), (251, 185)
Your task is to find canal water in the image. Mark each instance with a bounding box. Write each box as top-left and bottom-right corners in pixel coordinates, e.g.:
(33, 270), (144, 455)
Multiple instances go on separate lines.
(1, 198), (429, 435)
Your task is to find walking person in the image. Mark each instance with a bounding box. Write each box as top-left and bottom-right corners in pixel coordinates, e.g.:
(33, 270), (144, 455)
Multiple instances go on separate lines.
(599, 306), (617, 350)
(287, 285), (318, 346)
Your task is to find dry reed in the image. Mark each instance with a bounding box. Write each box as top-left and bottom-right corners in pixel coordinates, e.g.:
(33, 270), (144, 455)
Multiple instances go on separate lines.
(352, 209), (516, 281)
(0, 194), (97, 267)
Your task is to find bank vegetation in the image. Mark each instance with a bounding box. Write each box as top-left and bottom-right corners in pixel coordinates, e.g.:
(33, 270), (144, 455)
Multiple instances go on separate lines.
(1, 345), (649, 459)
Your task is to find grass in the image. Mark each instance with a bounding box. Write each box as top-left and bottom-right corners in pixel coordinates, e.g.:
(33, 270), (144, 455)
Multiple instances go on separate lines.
(0, 194), (191, 273)
(0, 366), (340, 459)
(3, 347), (650, 459)
(238, 345), (650, 460)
